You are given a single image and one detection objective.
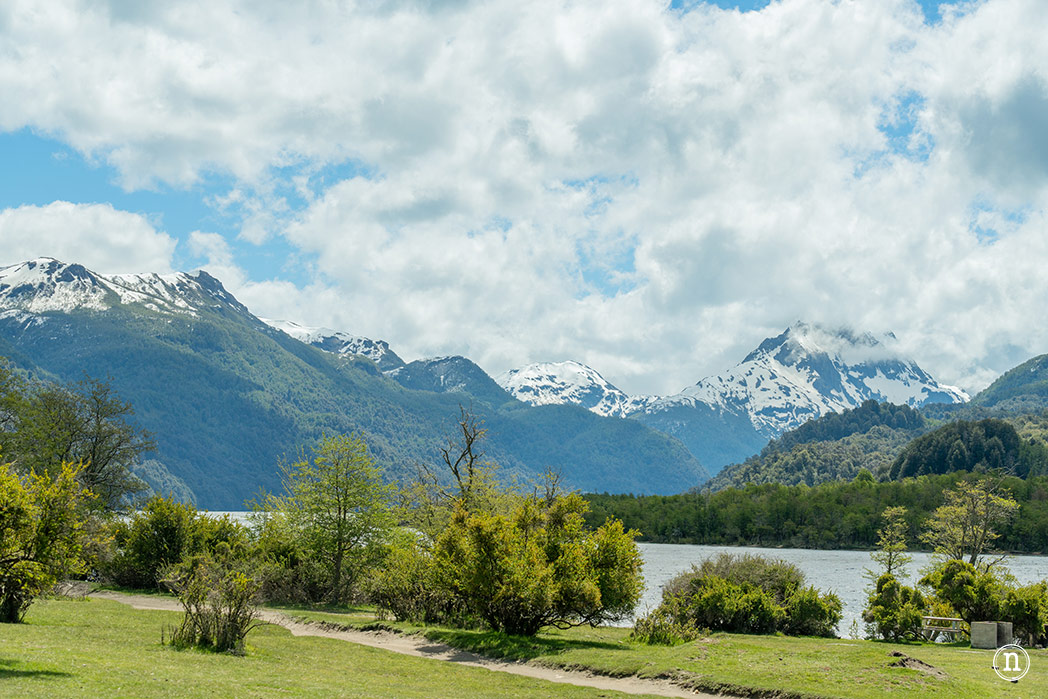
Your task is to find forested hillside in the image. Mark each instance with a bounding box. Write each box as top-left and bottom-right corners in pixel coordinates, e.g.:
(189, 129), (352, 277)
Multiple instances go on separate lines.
(709, 401), (929, 489)
(585, 471), (1048, 553)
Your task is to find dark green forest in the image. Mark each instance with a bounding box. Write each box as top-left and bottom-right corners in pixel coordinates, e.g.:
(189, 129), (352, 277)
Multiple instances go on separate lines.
(584, 471), (1048, 553)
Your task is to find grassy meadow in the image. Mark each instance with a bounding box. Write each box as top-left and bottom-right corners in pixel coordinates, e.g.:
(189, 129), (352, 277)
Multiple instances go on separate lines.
(3, 595), (1046, 699)
(0, 598), (649, 698)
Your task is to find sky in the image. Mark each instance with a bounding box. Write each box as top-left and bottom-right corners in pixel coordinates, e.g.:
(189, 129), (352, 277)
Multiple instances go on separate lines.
(1, 0), (1046, 396)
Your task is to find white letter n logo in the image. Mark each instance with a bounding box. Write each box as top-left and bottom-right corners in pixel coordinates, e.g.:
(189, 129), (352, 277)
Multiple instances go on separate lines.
(1002, 652), (1021, 673)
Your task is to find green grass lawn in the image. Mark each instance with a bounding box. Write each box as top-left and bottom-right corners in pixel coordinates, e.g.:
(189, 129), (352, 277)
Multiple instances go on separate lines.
(287, 608), (1048, 699)
(0, 599), (656, 698)
(5, 597), (1046, 698)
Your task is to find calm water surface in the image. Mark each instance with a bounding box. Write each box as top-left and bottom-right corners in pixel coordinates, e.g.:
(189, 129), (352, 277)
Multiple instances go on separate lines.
(635, 542), (1048, 636)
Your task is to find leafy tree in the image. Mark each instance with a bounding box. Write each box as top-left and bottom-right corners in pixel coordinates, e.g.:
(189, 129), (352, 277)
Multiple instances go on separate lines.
(862, 573), (927, 641)
(919, 480), (1018, 568)
(919, 559), (1005, 624)
(263, 434), (394, 603)
(867, 506), (912, 580)
(0, 460), (90, 622)
(4, 373), (154, 510)
(375, 409), (643, 635)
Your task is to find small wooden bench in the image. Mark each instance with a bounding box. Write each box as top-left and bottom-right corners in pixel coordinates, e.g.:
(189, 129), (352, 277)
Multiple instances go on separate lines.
(921, 616), (965, 642)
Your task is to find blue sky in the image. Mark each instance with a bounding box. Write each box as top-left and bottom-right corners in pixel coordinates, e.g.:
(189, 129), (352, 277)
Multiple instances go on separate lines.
(1, 0), (1045, 396)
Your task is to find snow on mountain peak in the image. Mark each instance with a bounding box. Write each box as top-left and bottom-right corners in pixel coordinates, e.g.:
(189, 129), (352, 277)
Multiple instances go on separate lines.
(0, 258), (249, 316)
(262, 318), (405, 371)
(684, 322), (968, 436)
(496, 360), (634, 417)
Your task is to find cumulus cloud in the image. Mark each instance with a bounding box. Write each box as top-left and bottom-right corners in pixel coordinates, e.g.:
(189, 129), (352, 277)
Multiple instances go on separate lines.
(2, 0), (1048, 395)
(0, 201), (176, 273)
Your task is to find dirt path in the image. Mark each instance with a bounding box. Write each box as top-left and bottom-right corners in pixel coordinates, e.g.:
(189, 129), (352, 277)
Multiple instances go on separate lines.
(89, 590), (725, 698)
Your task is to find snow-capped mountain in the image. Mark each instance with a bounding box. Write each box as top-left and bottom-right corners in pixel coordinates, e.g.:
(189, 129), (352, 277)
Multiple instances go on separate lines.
(495, 361), (638, 417)
(263, 318), (405, 372)
(681, 322), (968, 437)
(499, 322), (968, 474)
(0, 257), (248, 317)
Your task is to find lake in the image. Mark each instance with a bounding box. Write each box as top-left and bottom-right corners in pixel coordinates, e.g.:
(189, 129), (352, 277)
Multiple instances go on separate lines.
(635, 542), (1048, 636)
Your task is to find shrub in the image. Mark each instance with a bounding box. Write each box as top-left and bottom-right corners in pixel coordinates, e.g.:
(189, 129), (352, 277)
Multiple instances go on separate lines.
(106, 496), (251, 590)
(0, 462), (89, 622)
(364, 530), (470, 625)
(424, 492), (643, 636)
(862, 573), (927, 641)
(664, 553), (805, 605)
(1001, 582), (1048, 646)
(784, 585), (843, 637)
(165, 548), (261, 655)
(637, 554), (840, 641)
(629, 607), (700, 645)
(919, 559), (1005, 624)
(107, 496), (199, 588)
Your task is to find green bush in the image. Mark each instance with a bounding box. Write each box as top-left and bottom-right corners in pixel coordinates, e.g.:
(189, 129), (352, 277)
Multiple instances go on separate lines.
(105, 496), (250, 589)
(364, 530), (471, 625)
(429, 493), (643, 636)
(784, 585), (843, 637)
(107, 496), (199, 588)
(664, 553), (805, 605)
(165, 548), (261, 655)
(638, 554), (840, 641)
(629, 606), (700, 645)
(862, 573), (927, 641)
(919, 559), (1005, 624)
(1001, 582), (1048, 646)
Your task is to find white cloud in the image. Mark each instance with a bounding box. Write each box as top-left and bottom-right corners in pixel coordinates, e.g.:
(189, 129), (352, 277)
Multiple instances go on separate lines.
(0, 201), (176, 273)
(2, 0), (1048, 395)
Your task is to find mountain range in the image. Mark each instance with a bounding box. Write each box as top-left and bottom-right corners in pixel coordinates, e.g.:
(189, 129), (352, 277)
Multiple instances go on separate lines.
(0, 258), (706, 507)
(0, 257), (985, 506)
(496, 322), (967, 473)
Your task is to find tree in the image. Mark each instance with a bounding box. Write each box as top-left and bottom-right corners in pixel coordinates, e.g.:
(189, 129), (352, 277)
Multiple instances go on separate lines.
(431, 480), (643, 635)
(265, 434), (394, 603)
(0, 460), (90, 622)
(374, 409), (644, 635)
(867, 506), (912, 580)
(919, 479), (1019, 569)
(863, 573), (927, 641)
(5, 374), (154, 510)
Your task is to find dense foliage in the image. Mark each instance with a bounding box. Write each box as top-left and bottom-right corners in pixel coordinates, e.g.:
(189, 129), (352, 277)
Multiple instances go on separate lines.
(773, 400), (926, 453)
(585, 472), (1048, 553)
(709, 401), (929, 490)
(632, 553), (840, 643)
(0, 461), (89, 622)
(890, 418), (1048, 479)
(368, 413), (644, 636)
(710, 425), (919, 489)
(0, 361), (154, 509)
(106, 496), (248, 589)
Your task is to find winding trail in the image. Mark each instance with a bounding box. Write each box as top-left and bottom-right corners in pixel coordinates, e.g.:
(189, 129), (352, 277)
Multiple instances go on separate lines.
(89, 590), (726, 698)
